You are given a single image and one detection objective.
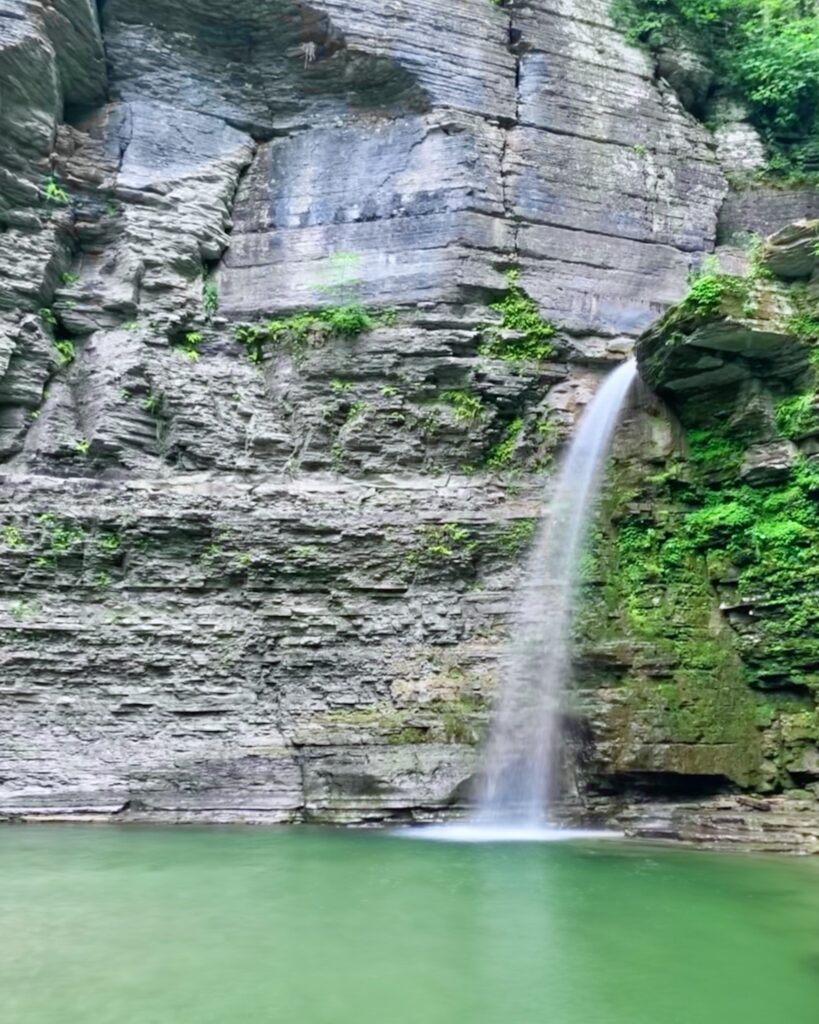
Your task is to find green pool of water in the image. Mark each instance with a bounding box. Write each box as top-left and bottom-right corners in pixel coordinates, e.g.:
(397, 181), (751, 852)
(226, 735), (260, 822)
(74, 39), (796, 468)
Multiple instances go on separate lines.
(1, 825), (818, 1024)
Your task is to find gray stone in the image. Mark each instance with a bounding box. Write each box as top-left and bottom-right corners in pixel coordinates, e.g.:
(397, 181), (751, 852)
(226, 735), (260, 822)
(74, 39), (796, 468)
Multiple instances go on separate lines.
(14, 0), (815, 842)
(764, 219), (819, 280)
(705, 96), (768, 179)
(740, 440), (799, 485)
(636, 270), (810, 398)
(41, 0), (106, 109)
(607, 796), (819, 854)
(719, 188), (819, 244)
(714, 121), (767, 178)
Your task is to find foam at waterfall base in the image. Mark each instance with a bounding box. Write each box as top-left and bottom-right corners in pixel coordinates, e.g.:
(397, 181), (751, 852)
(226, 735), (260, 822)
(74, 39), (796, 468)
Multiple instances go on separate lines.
(398, 823), (624, 843)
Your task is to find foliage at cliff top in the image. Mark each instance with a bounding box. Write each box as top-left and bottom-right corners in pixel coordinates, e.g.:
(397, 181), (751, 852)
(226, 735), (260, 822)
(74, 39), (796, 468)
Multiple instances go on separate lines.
(612, 0), (819, 173)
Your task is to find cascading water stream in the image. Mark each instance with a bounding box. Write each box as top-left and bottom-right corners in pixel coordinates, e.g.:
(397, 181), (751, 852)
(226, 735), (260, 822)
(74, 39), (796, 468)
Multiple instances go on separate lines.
(402, 357), (637, 842)
(474, 356), (638, 828)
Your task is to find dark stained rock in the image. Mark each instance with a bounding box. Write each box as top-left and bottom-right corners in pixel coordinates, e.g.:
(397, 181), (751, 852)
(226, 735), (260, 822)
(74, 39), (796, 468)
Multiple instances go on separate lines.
(656, 46), (713, 115)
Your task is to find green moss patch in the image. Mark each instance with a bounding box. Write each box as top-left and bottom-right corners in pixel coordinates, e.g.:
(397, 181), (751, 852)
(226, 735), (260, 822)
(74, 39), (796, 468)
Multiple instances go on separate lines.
(234, 305), (392, 363)
(480, 270), (556, 363)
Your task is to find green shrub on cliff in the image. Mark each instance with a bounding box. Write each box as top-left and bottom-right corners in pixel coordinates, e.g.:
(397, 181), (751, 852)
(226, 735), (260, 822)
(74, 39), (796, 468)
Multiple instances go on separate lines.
(677, 259), (749, 318)
(612, 0), (819, 172)
(684, 493), (758, 547)
(43, 176), (70, 205)
(481, 270), (556, 362)
(776, 392), (819, 438)
(2, 524), (24, 549)
(53, 339), (75, 367)
(320, 304), (373, 336)
(409, 523), (477, 565)
(687, 428), (745, 473)
(682, 273), (731, 316)
(788, 311), (819, 338)
(611, 443), (819, 707)
(442, 390), (484, 422)
(496, 518), (537, 554)
(486, 417), (524, 468)
(179, 331), (203, 361)
(235, 304), (376, 363)
(203, 280), (219, 316)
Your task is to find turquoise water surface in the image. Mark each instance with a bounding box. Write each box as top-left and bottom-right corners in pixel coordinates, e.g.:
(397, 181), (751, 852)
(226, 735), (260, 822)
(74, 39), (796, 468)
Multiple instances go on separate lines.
(1, 824), (818, 1023)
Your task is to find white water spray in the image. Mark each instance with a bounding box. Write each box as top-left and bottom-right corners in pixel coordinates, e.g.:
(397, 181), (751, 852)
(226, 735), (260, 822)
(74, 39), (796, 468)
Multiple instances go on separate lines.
(475, 357), (638, 828)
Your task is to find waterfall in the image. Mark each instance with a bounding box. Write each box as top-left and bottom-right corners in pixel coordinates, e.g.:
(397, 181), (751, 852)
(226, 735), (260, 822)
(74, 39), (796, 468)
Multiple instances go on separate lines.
(476, 357), (638, 827)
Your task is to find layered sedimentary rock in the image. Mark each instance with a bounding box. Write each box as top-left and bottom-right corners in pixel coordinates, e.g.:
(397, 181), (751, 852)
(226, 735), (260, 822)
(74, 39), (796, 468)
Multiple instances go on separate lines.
(604, 220), (819, 850)
(0, 0), (814, 845)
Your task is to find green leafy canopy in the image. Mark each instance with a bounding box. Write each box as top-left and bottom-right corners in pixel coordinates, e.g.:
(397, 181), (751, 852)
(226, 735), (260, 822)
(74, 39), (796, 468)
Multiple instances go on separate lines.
(612, 0), (819, 172)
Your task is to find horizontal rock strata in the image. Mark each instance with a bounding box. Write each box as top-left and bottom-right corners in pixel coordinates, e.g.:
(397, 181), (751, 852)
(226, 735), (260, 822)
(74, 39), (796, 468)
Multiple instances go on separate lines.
(0, 0), (816, 848)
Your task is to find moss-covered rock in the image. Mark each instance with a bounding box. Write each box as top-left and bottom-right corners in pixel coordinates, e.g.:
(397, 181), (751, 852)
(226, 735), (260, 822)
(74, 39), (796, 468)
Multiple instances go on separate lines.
(605, 221), (819, 798)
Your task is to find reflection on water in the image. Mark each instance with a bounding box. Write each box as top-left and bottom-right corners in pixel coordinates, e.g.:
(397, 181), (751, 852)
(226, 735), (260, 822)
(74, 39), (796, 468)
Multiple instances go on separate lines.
(1, 825), (818, 1024)
(399, 822), (622, 842)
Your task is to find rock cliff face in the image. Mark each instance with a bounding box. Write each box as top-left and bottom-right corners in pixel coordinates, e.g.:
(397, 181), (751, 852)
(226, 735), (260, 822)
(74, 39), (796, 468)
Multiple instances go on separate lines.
(606, 220), (819, 851)
(0, 0), (815, 846)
